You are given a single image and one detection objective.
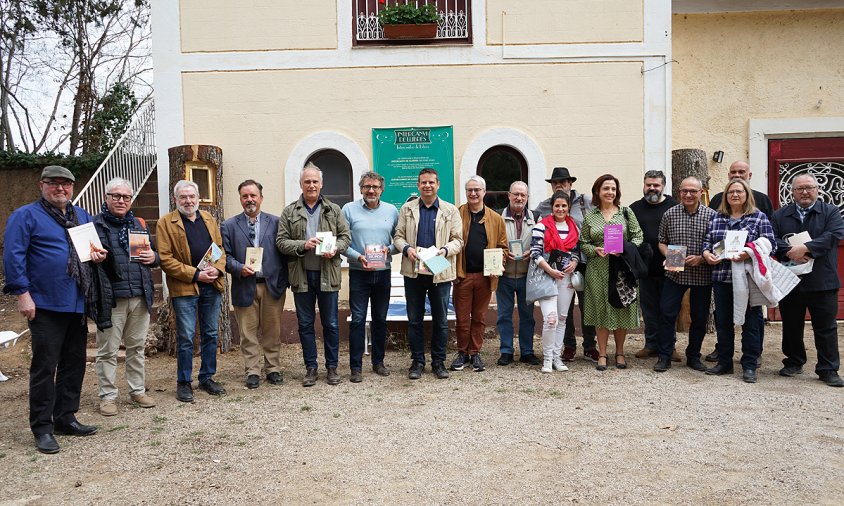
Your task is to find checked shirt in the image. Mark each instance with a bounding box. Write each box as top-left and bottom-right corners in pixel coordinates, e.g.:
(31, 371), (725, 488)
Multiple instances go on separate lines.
(658, 203), (716, 286)
(702, 210), (776, 283)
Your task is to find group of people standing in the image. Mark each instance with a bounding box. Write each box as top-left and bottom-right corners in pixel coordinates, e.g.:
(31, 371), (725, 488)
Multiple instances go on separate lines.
(4, 160), (842, 455)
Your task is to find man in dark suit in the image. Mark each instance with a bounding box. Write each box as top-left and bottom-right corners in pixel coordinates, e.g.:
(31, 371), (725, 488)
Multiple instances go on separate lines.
(222, 179), (289, 389)
(770, 173), (844, 387)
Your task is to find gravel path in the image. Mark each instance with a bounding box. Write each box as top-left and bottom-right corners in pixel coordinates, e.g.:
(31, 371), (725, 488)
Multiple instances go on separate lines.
(0, 327), (842, 504)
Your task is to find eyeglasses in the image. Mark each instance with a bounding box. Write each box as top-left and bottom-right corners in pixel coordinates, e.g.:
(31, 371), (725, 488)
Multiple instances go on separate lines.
(177, 194), (198, 201)
(361, 185), (382, 191)
(42, 180), (74, 189)
(679, 189), (700, 194)
(794, 186), (818, 193)
(727, 190), (746, 195)
(509, 192), (527, 198)
(466, 188), (484, 194)
(106, 193), (132, 202)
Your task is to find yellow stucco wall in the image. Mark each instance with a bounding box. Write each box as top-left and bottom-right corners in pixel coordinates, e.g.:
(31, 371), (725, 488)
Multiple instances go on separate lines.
(179, 0), (337, 52)
(486, 0), (643, 45)
(672, 9), (844, 191)
(181, 62), (645, 217)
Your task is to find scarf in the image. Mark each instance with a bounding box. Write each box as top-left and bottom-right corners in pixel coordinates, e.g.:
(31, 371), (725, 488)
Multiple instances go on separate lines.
(100, 201), (136, 250)
(540, 214), (579, 253)
(38, 198), (92, 302)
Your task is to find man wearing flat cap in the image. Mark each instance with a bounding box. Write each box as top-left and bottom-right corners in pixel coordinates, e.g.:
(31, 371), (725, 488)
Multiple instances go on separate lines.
(535, 166), (598, 363)
(4, 165), (107, 454)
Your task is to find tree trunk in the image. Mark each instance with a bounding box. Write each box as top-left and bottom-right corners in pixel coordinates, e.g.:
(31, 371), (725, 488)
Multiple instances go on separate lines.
(671, 148), (715, 333)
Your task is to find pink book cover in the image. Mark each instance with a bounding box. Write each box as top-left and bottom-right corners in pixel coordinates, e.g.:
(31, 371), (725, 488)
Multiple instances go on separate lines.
(603, 224), (624, 254)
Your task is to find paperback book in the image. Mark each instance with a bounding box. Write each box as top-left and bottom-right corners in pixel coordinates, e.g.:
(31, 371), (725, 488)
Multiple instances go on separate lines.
(603, 224), (624, 254)
(245, 247), (263, 274)
(315, 231), (336, 255)
(665, 245), (687, 272)
(483, 248), (504, 276)
(128, 229), (151, 262)
(68, 222), (105, 263)
(364, 244), (386, 269)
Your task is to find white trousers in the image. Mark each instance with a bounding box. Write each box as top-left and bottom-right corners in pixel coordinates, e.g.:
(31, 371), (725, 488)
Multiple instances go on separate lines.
(538, 275), (575, 360)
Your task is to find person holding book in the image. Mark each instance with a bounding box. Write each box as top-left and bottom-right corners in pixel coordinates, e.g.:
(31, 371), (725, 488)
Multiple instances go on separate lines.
(450, 175), (508, 373)
(393, 168), (463, 380)
(3, 165), (106, 454)
(222, 179), (289, 390)
(580, 174), (644, 371)
(629, 170), (679, 361)
(770, 173), (844, 387)
(495, 181), (541, 366)
(342, 171), (399, 383)
(277, 163), (351, 387)
(534, 166), (598, 364)
(157, 180), (228, 402)
(652, 176), (716, 373)
(92, 178), (159, 416)
(701, 178), (776, 383)
(530, 191), (580, 373)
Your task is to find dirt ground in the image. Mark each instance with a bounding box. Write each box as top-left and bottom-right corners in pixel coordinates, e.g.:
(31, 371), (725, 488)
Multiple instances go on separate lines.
(0, 296), (842, 504)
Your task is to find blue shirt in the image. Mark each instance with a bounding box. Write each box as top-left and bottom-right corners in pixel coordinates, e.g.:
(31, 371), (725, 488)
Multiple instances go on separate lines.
(342, 199), (399, 271)
(416, 198), (439, 249)
(702, 210), (776, 283)
(3, 202), (93, 313)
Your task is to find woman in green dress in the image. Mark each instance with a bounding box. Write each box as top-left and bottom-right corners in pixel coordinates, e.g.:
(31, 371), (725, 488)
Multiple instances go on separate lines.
(580, 174), (644, 371)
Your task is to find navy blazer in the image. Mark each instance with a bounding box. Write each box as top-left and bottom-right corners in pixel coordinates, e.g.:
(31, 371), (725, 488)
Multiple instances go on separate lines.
(222, 211), (289, 306)
(770, 201), (844, 292)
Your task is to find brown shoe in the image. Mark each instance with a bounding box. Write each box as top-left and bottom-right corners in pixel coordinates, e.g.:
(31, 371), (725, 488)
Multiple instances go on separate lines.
(99, 400), (117, 417)
(635, 347), (657, 358)
(671, 350), (682, 363)
(130, 393), (156, 408)
(326, 367), (343, 385)
(372, 363), (391, 377)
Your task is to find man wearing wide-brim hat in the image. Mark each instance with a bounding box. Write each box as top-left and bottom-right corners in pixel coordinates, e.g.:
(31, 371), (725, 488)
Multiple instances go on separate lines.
(534, 166), (598, 364)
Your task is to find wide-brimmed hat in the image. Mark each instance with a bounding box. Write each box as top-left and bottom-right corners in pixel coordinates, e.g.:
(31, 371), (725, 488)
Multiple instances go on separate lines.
(545, 166), (576, 183)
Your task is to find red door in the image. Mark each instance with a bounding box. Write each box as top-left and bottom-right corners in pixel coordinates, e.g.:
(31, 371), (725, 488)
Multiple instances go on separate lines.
(767, 137), (844, 320)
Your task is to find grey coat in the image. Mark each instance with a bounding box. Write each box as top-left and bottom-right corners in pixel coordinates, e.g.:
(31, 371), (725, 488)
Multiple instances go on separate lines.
(222, 211), (289, 306)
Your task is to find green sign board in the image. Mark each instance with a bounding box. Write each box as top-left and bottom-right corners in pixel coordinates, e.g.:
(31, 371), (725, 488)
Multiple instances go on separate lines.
(372, 126), (454, 209)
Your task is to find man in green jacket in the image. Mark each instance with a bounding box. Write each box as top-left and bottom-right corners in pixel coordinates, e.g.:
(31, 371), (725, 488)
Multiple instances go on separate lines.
(277, 163), (351, 387)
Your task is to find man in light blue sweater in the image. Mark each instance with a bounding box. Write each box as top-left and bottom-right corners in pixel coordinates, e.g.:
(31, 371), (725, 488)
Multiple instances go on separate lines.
(342, 171), (399, 382)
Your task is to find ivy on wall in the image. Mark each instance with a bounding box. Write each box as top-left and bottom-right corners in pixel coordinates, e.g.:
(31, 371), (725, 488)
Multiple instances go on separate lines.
(0, 151), (105, 177)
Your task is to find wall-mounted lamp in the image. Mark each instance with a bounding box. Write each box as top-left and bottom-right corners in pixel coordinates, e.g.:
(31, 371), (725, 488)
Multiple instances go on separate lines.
(712, 151), (724, 163)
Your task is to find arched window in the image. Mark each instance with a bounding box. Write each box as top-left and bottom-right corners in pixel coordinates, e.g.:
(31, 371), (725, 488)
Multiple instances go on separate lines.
(307, 149), (354, 207)
(477, 146), (528, 210)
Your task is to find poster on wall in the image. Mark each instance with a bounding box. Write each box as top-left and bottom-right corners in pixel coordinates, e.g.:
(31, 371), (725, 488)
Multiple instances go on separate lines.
(372, 126), (454, 209)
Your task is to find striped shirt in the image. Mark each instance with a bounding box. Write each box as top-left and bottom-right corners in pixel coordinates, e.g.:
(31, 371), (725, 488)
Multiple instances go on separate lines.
(702, 210), (776, 283)
(658, 203), (716, 286)
(531, 222), (579, 270)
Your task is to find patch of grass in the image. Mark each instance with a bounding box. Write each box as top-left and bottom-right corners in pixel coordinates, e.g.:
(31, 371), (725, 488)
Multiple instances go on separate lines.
(521, 388), (536, 394)
(190, 449), (203, 455)
(226, 395), (245, 403)
(333, 413), (341, 418)
(149, 440), (161, 447)
(236, 441), (247, 447)
(0, 452), (6, 459)
(495, 388), (507, 394)
(29, 455), (38, 462)
(189, 430), (204, 437)
(151, 427), (164, 434)
(300, 405), (312, 412)
(548, 390), (562, 398)
(153, 415), (167, 423)
(107, 424), (129, 433)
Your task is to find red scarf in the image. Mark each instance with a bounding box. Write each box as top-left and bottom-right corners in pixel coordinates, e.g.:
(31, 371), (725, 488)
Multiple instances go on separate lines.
(541, 214), (579, 253)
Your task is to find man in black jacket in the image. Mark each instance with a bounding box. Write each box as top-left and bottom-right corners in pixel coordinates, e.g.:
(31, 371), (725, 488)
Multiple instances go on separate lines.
(94, 178), (160, 415)
(771, 173), (844, 387)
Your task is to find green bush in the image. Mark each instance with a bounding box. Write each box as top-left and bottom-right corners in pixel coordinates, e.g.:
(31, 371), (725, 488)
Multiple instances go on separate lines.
(0, 150), (106, 177)
(378, 3), (439, 25)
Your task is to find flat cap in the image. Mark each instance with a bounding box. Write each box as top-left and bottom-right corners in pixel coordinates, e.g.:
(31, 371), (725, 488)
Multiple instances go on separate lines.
(40, 165), (75, 181)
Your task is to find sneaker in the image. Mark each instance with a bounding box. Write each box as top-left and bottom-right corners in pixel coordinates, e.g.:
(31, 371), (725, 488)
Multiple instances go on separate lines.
(541, 358), (553, 373)
(497, 353), (514, 366)
(450, 352), (469, 371)
(99, 400), (117, 416)
(635, 347), (657, 358)
(431, 362), (450, 379)
(471, 354), (485, 372)
(778, 365), (803, 377)
(130, 393), (156, 408)
(519, 354), (540, 365)
(408, 361), (423, 380)
(819, 371), (844, 387)
(704, 350), (719, 363)
(584, 349), (599, 362)
(199, 378), (226, 396)
(176, 382), (194, 403)
(552, 357), (569, 372)
(350, 368), (363, 383)
(561, 347), (576, 362)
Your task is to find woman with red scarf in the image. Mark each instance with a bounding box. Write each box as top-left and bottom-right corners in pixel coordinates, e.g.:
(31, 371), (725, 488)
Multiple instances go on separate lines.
(530, 192), (580, 373)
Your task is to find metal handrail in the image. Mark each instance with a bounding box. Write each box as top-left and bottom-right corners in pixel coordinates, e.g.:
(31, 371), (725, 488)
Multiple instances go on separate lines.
(73, 98), (157, 214)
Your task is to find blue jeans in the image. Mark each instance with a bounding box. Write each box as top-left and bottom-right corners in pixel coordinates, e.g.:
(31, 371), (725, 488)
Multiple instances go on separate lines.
(404, 275), (451, 366)
(657, 279), (712, 361)
(348, 269), (391, 369)
(713, 281), (763, 371)
(293, 270), (340, 369)
(639, 274), (665, 349)
(495, 275), (536, 356)
(172, 284), (222, 384)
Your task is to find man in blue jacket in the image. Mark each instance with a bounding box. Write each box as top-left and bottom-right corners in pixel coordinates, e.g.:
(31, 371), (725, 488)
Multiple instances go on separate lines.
(222, 179), (289, 389)
(771, 173), (844, 387)
(3, 165), (106, 454)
